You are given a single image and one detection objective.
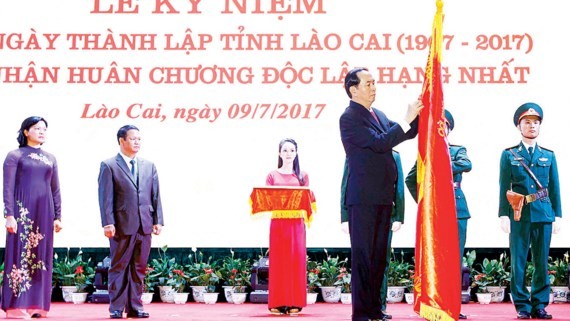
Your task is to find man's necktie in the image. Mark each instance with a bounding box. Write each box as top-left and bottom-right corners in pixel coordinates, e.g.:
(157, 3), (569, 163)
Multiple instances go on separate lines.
(130, 159), (136, 176)
(370, 110), (380, 124)
(528, 147), (533, 158)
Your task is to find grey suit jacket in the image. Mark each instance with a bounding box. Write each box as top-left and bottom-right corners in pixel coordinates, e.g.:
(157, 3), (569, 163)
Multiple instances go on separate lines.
(98, 154), (164, 235)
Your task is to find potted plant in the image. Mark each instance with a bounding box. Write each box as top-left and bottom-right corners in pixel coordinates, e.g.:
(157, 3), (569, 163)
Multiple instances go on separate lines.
(548, 252), (569, 303)
(171, 267), (190, 304)
(317, 249), (347, 303)
(218, 249), (251, 304)
(386, 250), (413, 303)
(148, 245), (176, 303)
(475, 253), (510, 303)
(52, 249), (93, 303)
(141, 265), (155, 304)
(403, 262), (416, 305)
(186, 248), (220, 303)
(463, 250), (477, 303)
(337, 267), (352, 304)
(69, 265), (94, 304)
(404, 282), (415, 305)
(195, 269), (222, 304)
(472, 273), (492, 304)
(306, 257), (321, 304)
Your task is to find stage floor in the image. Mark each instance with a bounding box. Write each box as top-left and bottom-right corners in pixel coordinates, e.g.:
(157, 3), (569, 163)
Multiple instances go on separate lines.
(11, 302), (569, 320)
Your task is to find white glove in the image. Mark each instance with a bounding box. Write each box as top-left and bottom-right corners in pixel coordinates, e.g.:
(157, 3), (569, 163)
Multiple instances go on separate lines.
(553, 217), (561, 234)
(500, 216), (510, 234)
(391, 221), (402, 232)
(341, 222), (349, 234)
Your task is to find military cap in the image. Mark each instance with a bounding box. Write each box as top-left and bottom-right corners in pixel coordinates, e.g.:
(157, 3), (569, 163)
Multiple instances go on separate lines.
(513, 102), (543, 126)
(444, 109), (454, 131)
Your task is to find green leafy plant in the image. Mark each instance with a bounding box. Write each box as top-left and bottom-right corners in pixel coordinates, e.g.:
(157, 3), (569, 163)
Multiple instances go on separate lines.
(386, 250), (414, 288)
(472, 252), (510, 291)
(337, 267), (351, 293)
(172, 266), (189, 293)
(318, 249), (348, 287)
(143, 265), (155, 293)
(70, 264), (95, 293)
(190, 267), (222, 293)
(524, 261), (534, 287)
(0, 262), (4, 287)
(148, 245), (176, 287)
(186, 248), (221, 292)
(472, 273), (490, 293)
(52, 249), (93, 287)
(548, 252), (569, 286)
(464, 250), (477, 275)
(218, 250), (251, 293)
(306, 256), (321, 293)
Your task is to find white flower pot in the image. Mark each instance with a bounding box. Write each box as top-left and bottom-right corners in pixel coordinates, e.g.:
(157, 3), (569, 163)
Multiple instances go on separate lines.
(320, 286), (341, 303)
(340, 293), (352, 304)
(61, 286), (77, 303)
(476, 292), (492, 304)
(223, 286), (235, 303)
(203, 292), (219, 304)
(71, 292), (88, 304)
(173, 292), (189, 304)
(232, 292), (247, 304)
(551, 286), (569, 303)
(306, 292), (318, 304)
(158, 285), (175, 303)
(486, 286), (506, 302)
(405, 292), (414, 304)
(386, 286), (405, 303)
(190, 285), (207, 303)
(141, 292), (153, 304)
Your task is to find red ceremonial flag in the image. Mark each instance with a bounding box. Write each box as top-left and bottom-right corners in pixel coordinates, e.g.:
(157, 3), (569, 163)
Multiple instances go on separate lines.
(413, 1), (461, 320)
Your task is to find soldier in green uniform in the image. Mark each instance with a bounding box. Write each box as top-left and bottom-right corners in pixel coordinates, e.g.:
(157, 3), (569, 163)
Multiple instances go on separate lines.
(340, 150), (404, 320)
(499, 102), (562, 320)
(405, 109), (470, 320)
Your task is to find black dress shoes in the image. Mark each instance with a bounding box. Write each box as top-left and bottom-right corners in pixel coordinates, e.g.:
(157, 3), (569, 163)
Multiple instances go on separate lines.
(459, 313), (467, 319)
(517, 311), (532, 319)
(533, 309), (552, 320)
(381, 311), (392, 319)
(110, 311), (123, 319)
(126, 311), (150, 318)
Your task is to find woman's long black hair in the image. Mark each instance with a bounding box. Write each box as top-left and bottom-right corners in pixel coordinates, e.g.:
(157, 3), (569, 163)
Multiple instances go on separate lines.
(277, 138), (305, 186)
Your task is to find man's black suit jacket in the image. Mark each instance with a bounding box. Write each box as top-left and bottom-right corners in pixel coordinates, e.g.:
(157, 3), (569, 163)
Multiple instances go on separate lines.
(340, 100), (418, 206)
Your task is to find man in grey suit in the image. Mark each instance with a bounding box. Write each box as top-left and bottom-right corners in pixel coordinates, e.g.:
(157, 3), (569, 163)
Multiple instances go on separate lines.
(98, 125), (164, 319)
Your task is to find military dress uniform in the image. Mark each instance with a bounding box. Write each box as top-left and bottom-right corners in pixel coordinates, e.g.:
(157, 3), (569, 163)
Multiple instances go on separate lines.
(340, 150), (404, 314)
(498, 103), (561, 318)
